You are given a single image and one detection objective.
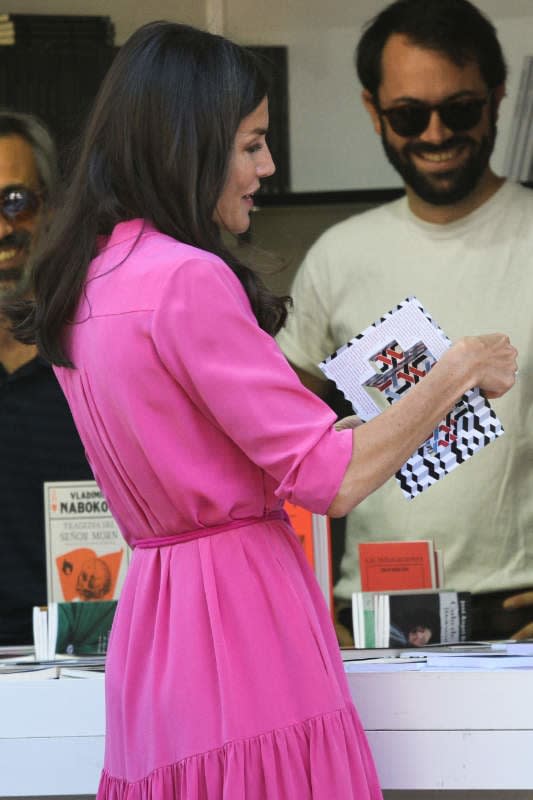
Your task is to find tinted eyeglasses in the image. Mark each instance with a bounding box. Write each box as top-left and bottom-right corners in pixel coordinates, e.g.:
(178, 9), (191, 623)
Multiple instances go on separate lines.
(0, 184), (42, 224)
(377, 96), (489, 138)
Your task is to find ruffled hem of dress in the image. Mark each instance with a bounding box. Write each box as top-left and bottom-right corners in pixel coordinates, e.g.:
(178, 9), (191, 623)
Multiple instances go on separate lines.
(96, 704), (382, 800)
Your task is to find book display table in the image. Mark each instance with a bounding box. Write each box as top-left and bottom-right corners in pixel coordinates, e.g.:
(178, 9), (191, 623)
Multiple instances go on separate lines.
(1, 668), (533, 796)
(347, 669), (533, 791)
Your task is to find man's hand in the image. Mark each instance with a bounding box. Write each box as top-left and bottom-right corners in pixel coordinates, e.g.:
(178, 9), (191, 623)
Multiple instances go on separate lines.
(334, 620), (355, 648)
(334, 602), (355, 647)
(503, 591), (533, 640)
(334, 415), (363, 431)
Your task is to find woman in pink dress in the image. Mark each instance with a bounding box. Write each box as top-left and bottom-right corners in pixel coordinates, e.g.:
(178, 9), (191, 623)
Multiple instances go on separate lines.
(7, 21), (516, 799)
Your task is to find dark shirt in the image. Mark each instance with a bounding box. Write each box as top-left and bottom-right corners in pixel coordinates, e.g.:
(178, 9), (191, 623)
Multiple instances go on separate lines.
(0, 356), (93, 644)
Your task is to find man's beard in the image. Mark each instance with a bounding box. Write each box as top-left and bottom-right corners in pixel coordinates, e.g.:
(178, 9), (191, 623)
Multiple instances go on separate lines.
(0, 229), (31, 297)
(380, 122), (496, 207)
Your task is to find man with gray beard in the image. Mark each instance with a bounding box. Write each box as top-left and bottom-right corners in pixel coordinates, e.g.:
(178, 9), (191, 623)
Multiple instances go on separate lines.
(0, 112), (92, 645)
(278, 0), (533, 643)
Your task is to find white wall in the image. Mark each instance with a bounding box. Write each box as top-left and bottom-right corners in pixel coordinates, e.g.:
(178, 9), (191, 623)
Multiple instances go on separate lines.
(492, 18), (533, 175)
(287, 24), (391, 191)
(286, 11), (533, 191)
(226, 0), (533, 191)
(8, 0), (533, 190)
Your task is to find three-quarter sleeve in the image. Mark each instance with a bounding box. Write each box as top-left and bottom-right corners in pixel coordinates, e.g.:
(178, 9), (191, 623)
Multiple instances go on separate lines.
(151, 257), (352, 513)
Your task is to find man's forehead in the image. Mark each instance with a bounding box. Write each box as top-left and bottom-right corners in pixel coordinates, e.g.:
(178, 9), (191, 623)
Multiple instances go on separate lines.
(378, 34), (487, 102)
(0, 134), (39, 190)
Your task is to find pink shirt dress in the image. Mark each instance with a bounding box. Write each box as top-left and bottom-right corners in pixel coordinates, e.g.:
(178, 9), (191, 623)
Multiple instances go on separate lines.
(55, 219), (383, 799)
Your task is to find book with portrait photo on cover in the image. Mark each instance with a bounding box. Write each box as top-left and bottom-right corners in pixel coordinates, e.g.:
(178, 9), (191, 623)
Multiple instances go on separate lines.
(351, 589), (472, 649)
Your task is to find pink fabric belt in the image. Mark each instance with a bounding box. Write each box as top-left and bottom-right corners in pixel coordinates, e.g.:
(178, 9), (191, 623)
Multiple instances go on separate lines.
(132, 509), (288, 549)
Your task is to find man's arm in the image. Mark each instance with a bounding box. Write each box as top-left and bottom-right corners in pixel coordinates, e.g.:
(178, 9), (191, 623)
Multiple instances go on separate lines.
(276, 231), (337, 401)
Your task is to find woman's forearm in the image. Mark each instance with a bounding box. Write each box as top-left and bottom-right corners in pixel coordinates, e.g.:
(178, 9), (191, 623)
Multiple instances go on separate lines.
(328, 334), (517, 517)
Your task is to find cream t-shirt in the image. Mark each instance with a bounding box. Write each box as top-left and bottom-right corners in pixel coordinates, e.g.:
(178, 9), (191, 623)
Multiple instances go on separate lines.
(278, 182), (533, 597)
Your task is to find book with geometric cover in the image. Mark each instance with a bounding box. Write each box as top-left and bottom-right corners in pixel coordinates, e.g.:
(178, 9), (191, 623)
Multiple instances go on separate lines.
(319, 297), (503, 499)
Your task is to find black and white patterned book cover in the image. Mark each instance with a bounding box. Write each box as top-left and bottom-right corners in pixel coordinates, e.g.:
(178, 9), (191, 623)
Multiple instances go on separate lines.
(320, 297), (503, 500)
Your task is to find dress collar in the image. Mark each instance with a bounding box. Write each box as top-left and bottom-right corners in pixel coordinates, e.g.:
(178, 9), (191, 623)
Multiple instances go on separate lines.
(97, 218), (157, 254)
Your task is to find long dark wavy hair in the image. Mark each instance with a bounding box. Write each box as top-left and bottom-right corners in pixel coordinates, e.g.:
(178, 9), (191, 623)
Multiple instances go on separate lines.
(5, 21), (290, 366)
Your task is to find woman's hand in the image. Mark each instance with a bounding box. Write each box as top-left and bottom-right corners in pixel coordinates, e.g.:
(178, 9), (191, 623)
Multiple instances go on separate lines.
(444, 334), (518, 399)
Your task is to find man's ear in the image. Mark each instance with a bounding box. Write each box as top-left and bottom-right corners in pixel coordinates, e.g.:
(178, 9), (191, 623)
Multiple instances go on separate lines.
(492, 82), (506, 116)
(362, 89), (382, 136)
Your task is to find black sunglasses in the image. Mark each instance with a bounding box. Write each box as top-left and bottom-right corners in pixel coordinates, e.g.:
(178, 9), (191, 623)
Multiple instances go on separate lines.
(0, 184), (42, 224)
(376, 96), (489, 138)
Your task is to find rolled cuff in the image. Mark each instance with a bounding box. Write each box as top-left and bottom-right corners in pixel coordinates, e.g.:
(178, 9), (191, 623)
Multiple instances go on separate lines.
(275, 426), (353, 515)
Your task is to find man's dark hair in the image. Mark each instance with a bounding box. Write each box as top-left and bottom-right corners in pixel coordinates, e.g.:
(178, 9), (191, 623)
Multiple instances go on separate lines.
(6, 21), (289, 364)
(356, 0), (507, 97)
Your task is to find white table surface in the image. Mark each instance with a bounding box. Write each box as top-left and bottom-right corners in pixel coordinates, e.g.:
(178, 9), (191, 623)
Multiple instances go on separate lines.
(1, 667), (532, 796)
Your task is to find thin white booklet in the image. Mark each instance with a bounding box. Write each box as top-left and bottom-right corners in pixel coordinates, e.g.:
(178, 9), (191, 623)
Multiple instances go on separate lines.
(320, 297), (503, 500)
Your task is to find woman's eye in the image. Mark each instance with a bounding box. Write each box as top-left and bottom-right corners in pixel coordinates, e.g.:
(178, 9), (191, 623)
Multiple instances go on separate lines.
(246, 143), (262, 154)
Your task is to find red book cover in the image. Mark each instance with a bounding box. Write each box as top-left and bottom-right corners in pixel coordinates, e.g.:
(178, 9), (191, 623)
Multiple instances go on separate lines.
(284, 501), (314, 568)
(358, 540), (436, 591)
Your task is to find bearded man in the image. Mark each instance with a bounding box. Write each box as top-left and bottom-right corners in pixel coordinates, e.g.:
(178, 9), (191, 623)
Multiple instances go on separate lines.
(0, 112), (92, 644)
(278, 0), (533, 643)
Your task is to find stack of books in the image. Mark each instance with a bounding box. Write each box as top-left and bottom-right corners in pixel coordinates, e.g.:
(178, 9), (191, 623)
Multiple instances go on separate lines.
(342, 641), (533, 672)
(0, 13), (115, 48)
(352, 539), (471, 648)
